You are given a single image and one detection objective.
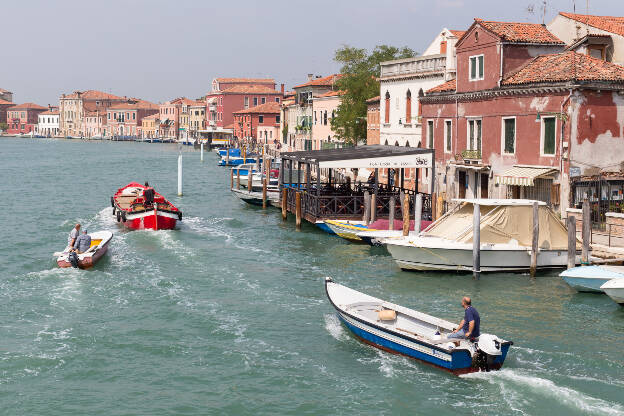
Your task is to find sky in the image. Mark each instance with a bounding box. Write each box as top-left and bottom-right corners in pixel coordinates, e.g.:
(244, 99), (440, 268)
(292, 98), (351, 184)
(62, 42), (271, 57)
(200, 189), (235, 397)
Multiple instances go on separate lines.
(2, 0), (623, 105)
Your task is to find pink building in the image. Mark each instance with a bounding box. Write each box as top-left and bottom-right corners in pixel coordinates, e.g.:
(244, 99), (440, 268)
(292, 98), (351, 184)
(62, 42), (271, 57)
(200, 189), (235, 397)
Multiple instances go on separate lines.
(84, 110), (107, 138)
(107, 100), (159, 138)
(6, 103), (47, 134)
(312, 90), (343, 150)
(159, 99), (182, 140)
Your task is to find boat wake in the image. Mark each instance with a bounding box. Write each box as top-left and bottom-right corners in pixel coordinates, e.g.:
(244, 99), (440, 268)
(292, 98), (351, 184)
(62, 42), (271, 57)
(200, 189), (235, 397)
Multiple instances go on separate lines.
(462, 369), (624, 416)
(324, 314), (349, 342)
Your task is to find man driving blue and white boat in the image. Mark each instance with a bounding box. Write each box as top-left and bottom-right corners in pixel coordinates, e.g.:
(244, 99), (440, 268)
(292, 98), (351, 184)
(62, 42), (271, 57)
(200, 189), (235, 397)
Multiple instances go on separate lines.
(449, 297), (480, 340)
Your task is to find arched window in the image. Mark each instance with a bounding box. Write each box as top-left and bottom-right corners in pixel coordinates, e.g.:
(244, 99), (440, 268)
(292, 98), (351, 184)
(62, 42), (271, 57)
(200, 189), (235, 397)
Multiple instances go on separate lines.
(384, 91), (390, 124)
(405, 141), (410, 147)
(406, 90), (411, 123)
(384, 139), (388, 145)
(394, 141), (399, 146)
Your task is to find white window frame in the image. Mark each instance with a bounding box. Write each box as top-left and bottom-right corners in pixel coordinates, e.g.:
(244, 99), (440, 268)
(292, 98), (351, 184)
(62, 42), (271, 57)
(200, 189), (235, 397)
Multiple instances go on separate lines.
(466, 117), (482, 152)
(501, 116), (516, 155)
(444, 119), (452, 154)
(427, 120), (434, 149)
(540, 116), (557, 157)
(469, 54), (484, 81)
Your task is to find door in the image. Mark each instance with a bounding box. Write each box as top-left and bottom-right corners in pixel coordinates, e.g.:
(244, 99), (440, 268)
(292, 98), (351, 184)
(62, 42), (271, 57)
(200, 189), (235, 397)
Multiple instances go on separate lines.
(481, 173), (489, 199)
(458, 171), (466, 199)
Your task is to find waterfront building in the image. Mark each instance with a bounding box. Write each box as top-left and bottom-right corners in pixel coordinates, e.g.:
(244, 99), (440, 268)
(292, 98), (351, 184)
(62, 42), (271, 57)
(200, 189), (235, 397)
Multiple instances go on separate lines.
(178, 98), (195, 141)
(233, 102), (280, 144)
(188, 101), (206, 139)
(205, 78), (283, 131)
(420, 18), (624, 220)
(141, 113), (160, 140)
(289, 74), (343, 151)
(107, 100), (159, 139)
(58, 90), (125, 137)
(0, 98), (14, 125)
(35, 107), (60, 137)
(278, 91), (296, 152)
(83, 110), (107, 138)
(0, 88), (13, 103)
(366, 96), (380, 145)
(158, 99), (181, 141)
(6, 102), (47, 134)
(311, 90), (343, 150)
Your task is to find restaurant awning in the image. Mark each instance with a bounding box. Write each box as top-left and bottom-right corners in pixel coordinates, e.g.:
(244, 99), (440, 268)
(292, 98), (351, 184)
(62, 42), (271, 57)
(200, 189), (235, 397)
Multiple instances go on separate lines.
(495, 166), (557, 186)
(280, 145), (434, 169)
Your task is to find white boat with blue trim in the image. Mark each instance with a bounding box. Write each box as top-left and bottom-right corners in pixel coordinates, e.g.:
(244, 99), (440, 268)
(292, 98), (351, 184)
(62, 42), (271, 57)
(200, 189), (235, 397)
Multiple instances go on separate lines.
(560, 265), (624, 293)
(601, 278), (624, 305)
(325, 277), (512, 374)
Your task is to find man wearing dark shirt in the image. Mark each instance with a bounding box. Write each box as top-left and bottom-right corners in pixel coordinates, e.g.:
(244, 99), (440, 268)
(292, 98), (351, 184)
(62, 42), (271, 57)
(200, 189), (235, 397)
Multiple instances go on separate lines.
(448, 296), (480, 340)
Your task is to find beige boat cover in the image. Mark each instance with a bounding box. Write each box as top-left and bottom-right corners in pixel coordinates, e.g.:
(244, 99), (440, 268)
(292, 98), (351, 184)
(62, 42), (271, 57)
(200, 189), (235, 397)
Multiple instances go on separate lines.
(425, 203), (575, 250)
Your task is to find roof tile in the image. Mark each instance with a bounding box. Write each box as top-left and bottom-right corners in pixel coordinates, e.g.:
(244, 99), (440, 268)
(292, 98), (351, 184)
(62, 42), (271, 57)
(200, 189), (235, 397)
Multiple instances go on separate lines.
(560, 12), (624, 37)
(426, 79), (456, 93)
(7, 102), (48, 110)
(293, 74), (344, 89)
(476, 19), (564, 44)
(233, 102), (280, 115)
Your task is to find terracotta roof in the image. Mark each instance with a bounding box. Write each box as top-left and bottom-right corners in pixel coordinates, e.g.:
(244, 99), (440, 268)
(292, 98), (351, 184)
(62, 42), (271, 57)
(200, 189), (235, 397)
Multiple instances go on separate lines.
(216, 78), (275, 84)
(366, 95), (380, 104)
(503, 51), (624, 85)
(7, 102), (47, 110)
(560, 12), (624, 37)
(220, 85), (282, 94)
(189, 100), (205, 107)
(449, 30), (466, 38)
(426, 79), (456, 93)
(475, 19), (564, 44)
(63, 90), (123, 100)
(293, 74), (344, 89)
(142, 113), (160, 120)
(0, 88), (11, 93)
(0, 98), (13, 105)
(318, 90), (344, 98)
(108, 100), (159, 110)
(40, 109), (59, 115)
(233, 102), (280, 115)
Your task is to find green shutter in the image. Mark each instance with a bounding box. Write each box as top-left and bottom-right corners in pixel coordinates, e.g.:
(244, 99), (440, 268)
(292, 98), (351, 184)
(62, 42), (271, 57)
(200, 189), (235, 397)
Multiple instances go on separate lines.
(469, 120), (474, 149)
(470, 57), (476, 79)
(544, 118), (555, 154)
(476, 120), (482, 151)
(478, 56), (484, 79)
(446, 121), (451, 151)
(504, 119), (515, 153)
(428, 121), (433, 148)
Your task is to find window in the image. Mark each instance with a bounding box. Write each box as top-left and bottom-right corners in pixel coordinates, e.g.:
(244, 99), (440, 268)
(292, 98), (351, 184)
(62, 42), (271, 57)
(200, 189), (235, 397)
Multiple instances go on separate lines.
(469, 54), (484, 81)
(244, 97), (249, 109)
(405, 90), (412, 123)
(133, 113), (136, 120)
(275, 97), (280, 103)
(542, 117), (556, 155)
(259, 115), (264, 123)
(502, 117), (515, 154)
(261, 97), (266, 104)
(427, 120), (434, 148)
(445, 120), (452, 153)
(323, 111), (328, 125)
(467, 119), (482, 151)
(253, 97), (258, 106)
(384, 91), (390, 124)
(314, 111), (317, 125)
(276, 115), (280, 123)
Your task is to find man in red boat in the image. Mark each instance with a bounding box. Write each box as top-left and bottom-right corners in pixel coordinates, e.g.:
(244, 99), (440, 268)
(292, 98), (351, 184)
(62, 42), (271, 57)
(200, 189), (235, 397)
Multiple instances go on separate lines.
(448, 296), (480, 340)
(72, 229), (92, 254)
(68, 223), (81, 248)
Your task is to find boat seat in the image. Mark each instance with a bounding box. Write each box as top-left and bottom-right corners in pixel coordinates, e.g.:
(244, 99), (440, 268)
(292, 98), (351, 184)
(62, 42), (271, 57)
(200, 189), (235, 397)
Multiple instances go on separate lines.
(378, 309), (396, 321)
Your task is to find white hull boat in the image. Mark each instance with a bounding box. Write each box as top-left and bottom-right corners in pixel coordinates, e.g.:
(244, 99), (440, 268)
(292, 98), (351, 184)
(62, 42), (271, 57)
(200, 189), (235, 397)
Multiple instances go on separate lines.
(601, 279), (624, 305)
(560, 265), (624, 293)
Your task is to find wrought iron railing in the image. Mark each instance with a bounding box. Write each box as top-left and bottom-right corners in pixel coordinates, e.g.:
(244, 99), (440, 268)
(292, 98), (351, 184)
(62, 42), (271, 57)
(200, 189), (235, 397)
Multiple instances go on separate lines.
(461, 149), (481, 160)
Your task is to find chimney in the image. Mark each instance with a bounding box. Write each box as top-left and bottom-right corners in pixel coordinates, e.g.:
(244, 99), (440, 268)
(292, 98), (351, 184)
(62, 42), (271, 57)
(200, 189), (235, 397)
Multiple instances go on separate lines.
(280, 83), (285, 95)
(307, 73), (314, 81)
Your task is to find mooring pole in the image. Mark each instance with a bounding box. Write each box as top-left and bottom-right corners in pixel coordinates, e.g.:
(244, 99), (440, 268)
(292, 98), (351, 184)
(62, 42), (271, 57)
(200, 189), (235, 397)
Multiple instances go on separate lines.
(582, 200), (590, 265)
(473, 203), (480, 279)
(567, 215), (576, 269)
(530, 201), (539, 277)
(295, 192), (302, 229)
(226, 148), (230, 166)
(402, 194), (410, 236)
(388, 196), (395, 231)
(414, 193), (423, 234)
(282, 189), (288, 220)
(177, 153), (183, 196)
(262, 178), (268, 209)
(200, 141), (204, 162)
(363, 191), (370, 225)
(247, 168), (252, 192)
(230, 168), (234, 190)
(236, 168), (241, 190)
(370, 193), (377, 223)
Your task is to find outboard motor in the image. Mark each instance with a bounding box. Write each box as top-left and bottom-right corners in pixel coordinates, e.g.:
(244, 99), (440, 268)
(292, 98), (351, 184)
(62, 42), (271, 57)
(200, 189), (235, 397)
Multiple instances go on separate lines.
(473, 334), (502, 372)
(68, 251), (79, 268)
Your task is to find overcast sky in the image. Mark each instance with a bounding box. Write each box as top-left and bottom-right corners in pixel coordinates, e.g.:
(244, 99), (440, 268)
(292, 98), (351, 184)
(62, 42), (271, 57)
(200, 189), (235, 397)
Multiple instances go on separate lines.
(2, 0), (622, 105)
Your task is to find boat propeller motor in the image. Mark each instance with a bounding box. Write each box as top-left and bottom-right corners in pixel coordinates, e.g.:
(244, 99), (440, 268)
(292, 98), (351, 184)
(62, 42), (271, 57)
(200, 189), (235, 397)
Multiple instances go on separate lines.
(68, 251), (79, 268)
(473, 333), (502, 372)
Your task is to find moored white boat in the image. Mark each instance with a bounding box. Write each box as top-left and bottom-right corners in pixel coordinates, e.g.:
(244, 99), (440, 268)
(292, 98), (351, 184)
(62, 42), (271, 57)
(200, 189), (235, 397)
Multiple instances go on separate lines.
(325, 277), (512, 374)
(601, 278), (624, 305)
(560, 265), (624, 293)
(56, 231), (113, 269)
(383, 199), (578, 272)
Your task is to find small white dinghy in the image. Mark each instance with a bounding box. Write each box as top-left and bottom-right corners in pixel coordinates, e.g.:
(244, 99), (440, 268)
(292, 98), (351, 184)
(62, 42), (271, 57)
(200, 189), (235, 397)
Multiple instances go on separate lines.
(601, 279), (624, 306)
(56, 231), (113, 269)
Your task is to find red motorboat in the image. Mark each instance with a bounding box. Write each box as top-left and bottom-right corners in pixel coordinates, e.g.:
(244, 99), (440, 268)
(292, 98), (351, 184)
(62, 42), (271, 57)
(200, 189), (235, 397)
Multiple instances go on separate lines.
(111, 182), (182, 230)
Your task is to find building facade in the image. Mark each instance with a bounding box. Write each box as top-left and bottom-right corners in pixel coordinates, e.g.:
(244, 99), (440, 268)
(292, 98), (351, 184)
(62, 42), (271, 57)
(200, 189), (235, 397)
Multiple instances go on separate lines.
(366, 96), (380, 145)
(35, 108), (60, 137)
(107, 101), (159, 139)
(233, 102), (280, 142)
(83, 110), (107, 138)
(311, 90), (342, 150)
(158, 99), (181, 141)
(188, 101), (206, 139)
(0, 98), (14, 125)
(6, 103), (48, 134)
(58, 90), (125, 137)
(141, 113), (160, 139)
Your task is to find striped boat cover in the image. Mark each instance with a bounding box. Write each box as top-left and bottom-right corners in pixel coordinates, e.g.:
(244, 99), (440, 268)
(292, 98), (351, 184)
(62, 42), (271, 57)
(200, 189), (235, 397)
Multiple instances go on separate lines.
(495, 166), (556, 186)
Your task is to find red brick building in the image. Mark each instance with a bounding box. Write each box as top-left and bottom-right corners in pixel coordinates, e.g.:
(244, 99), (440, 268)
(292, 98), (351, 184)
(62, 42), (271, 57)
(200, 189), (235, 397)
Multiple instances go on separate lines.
(6, 102), (48, 134)
(232, 102), (281, 141)
(107, 100), (159, 138)
(421, 18), (624, 215)
(206, 78), (283, 129)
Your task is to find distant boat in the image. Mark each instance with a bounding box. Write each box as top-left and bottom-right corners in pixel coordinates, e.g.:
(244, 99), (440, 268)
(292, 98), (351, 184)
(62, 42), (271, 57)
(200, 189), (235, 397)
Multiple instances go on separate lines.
(560, 265), (624, 293)
(217, 148), (241, 158)
(325, 277), (512, 374)
(231, 187), (280, 207)
(56, 231), (113, 269)
(601, 278), (624, 305)
(323, 219), (433, 244)
(111, 182), (182, 230)
(218, 156), (258, 166)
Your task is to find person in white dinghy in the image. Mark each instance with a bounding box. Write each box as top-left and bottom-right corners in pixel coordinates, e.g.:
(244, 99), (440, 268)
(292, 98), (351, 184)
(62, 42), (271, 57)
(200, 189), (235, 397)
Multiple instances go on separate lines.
(68, 223), (81, 248)
(71, 229), (91, 254)
(448, 296), (480, 340)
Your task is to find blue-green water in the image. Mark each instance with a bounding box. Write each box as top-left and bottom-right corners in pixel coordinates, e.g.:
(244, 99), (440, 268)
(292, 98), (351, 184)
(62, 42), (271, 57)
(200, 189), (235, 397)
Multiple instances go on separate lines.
(1, 138), (623, 415)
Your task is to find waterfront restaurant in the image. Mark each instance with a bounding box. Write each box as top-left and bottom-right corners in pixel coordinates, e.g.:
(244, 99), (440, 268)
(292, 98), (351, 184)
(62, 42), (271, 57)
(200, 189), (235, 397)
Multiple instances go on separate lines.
(279, 145), (435, 224)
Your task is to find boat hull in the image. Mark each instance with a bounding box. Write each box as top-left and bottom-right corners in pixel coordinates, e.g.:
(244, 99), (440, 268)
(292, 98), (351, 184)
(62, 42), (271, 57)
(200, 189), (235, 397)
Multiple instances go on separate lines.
(57, 231), (113, 269)
(560, 266), (624, 293)
(561, 276), (611, 293)
(385, 243), (569, 272)
(120, 210), (178, 230)
(601, 279), (624, 305)
(324, 221), (368, 242)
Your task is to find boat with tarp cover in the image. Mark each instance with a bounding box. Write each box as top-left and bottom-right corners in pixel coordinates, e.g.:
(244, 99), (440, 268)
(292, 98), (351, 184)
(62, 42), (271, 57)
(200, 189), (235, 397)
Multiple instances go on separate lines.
(325, 277), (512, 374)
(111, 182), (182, 230)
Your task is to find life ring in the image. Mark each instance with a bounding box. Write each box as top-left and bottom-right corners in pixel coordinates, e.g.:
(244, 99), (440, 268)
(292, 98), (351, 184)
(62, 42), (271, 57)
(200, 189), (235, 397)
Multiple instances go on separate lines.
(116, 210), (121, 222)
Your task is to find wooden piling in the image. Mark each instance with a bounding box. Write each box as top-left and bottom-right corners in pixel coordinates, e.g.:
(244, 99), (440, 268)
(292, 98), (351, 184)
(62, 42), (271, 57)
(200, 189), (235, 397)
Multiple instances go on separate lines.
(230, 169), (234, 189)
(530, 201), (539, 277)
(389, 196), (395, 231)
(414, 193), (423, 234)
(567, 215), (576, 269)
(363, 191), (371, 225)
(295, 192), (302, 228)
(262, 178), (268, 209)
(582, 200), (590, 264)
(247, 168), (252, 191)
(431, 192), (437, 221)
(402, 194), (410, 236)
(236, 168), (240, 190)
(281, 189), (288, 220)
(473, 203), (480, 279)
(370, 193), (377, 223)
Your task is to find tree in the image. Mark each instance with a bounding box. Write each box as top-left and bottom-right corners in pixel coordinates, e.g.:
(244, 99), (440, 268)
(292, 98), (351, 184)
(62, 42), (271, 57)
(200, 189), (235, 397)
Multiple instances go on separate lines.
(0, 122), (7, 132)
(331, 45), (415, 145)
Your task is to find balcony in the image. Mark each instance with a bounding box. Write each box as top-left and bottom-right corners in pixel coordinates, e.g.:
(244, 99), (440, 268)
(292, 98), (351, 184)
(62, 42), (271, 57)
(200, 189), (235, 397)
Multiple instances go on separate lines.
(380, 54), (447, 79)
(209, 105), (217, 112)
(459, 149), (482, 162)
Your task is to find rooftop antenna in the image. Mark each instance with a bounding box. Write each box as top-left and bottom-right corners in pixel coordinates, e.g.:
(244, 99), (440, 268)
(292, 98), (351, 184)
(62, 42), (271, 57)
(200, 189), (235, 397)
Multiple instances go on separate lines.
(542, 0), (547, 24)
(526, 3), (535, 22)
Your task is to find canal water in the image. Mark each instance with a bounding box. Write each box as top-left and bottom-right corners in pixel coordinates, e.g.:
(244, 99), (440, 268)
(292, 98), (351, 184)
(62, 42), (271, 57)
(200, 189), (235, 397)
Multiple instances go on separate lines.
(0, 138), (622, 415)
